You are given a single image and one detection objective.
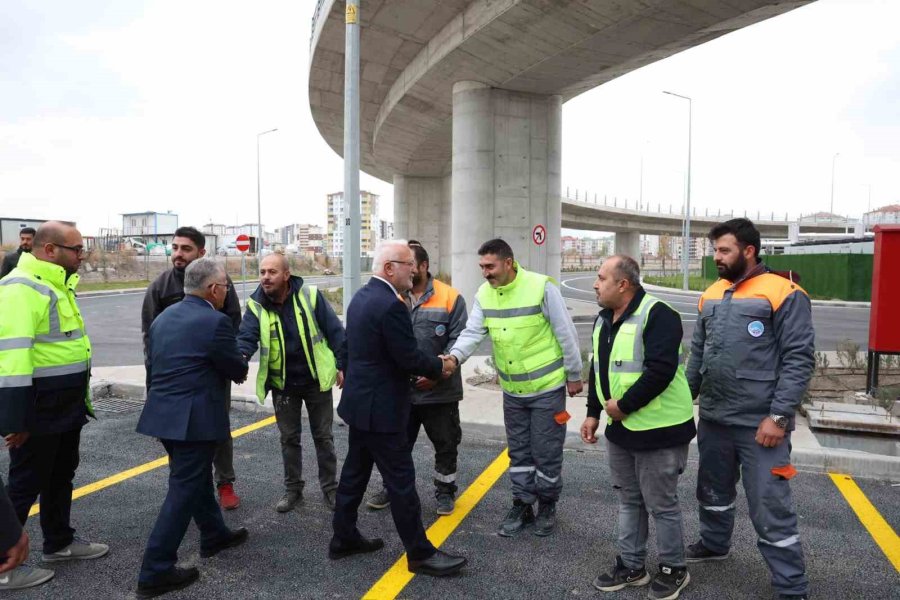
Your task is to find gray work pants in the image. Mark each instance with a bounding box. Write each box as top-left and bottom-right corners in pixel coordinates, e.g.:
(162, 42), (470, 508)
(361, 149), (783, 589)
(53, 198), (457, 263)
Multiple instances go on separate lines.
(607, 440), (689, 569)
(696, 418), (808, 596)
(273, 387), (338, 495)
(213, 385), (235, 487)
(503, 387), (567, 504)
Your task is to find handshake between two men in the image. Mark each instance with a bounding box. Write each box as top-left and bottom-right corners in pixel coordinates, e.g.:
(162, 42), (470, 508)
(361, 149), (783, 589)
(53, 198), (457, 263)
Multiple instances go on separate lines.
(412, 355), (458, 392)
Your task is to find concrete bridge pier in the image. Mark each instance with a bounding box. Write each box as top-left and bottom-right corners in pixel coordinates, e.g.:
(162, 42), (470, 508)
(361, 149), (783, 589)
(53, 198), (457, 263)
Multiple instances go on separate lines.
(615, 231), (641, 261)
(393, 174), (451, 276)
(451, 81), (562, 302)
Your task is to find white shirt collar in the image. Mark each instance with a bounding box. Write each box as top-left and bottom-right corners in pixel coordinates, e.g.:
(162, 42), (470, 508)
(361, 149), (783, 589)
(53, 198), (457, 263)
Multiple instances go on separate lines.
(372, 275), (400, 298)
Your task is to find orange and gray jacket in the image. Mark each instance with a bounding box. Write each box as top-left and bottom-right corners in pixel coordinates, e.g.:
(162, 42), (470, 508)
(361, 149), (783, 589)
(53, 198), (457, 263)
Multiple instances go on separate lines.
(685, 264), (815, 428)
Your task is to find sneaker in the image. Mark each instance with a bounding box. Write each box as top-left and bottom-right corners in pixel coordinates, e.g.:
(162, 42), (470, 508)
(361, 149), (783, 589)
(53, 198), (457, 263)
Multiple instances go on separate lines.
(218, 483), (241, 510)
(684, 540), (729, 563)
(648, 565), (690, 600)
(435, 492), (455, 516)
(42, 537), (109, 562)
(497, 500), (535, 537)
(136, 566), (199, 598)
(275, 490), (303, 513)
(592, 555), (650, 592)
(366, 488), (390, 510)
(323, 489), (337, 511)
(0, 565), (55, 590)
(533, 500), (557, 537)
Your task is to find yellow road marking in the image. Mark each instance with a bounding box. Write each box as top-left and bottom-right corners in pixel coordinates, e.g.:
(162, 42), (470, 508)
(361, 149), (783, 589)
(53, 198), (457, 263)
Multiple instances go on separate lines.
(29, 415), (277, 517)
(363, 448), (511, 600)
(829, 473), (900, 573)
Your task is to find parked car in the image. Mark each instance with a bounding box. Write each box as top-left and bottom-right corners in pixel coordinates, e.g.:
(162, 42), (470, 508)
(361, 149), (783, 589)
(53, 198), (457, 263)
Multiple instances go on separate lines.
(323, 268), (335, 276)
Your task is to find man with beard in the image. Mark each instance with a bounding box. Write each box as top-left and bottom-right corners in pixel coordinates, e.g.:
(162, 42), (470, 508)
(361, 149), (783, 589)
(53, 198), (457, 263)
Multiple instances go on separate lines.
(141, 226), (243, 510)
(685, 219), (814, 600)
(0, 227), (36, 279)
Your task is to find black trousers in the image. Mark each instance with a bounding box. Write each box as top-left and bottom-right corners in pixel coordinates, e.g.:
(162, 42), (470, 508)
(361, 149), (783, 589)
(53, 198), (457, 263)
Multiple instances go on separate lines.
(332, 426), (435, 561)
(7, 428), (81, 554)
(407, 403), (462, 497)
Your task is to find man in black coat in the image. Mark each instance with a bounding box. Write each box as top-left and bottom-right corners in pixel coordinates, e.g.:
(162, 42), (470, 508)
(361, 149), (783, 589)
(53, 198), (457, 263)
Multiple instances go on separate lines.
(0, 227), (35, 279)
(330, 240), (467, 577)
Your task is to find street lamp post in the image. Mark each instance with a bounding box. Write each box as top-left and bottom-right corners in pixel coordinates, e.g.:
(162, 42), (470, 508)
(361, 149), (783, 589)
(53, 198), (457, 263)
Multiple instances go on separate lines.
(257, 128), (278, 255)
(829, 152), (840, 215)
(663, 91), (692, 291)
(343, 0), (362, 308)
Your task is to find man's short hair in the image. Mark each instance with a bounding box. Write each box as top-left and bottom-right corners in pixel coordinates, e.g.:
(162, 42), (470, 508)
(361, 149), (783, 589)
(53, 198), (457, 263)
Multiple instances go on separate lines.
(477, 238), (514, 261)
(184, 257), (223, 294)
(372, 239), (409, 273)
(610, 254), (641, 287)
(708, 218), (760, 259)
(174, 226), (206, 250)
(20, 227), (36, 236)
(409, 242), (429, 267)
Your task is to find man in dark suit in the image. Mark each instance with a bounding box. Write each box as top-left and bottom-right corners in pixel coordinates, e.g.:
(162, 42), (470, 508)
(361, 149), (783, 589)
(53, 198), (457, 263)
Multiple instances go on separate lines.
(330, 240), (467, 577)
(135, 258), (250, 598)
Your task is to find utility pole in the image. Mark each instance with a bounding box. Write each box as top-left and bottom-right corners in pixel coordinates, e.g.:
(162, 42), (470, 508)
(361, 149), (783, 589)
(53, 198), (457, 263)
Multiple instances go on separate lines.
(343, 0), (361, 309)
(663, 91), (692, 291)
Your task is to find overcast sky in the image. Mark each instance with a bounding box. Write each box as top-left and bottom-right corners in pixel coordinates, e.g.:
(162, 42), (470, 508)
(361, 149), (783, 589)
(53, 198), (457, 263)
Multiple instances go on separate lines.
(2, 0), (898, 238)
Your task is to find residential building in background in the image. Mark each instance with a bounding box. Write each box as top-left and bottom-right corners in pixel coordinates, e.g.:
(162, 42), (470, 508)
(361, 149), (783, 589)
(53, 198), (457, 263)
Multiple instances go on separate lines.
(123, 211), (178, 242)
(275, 223), (325, 253)
(327, 190), (380, 257)
(863, 204), (900, 228)
(1, 217), (65, 247)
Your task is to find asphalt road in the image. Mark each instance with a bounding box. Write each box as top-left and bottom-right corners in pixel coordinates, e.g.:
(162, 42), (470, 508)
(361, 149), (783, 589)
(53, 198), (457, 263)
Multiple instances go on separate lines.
(79, 272), (871, 369)
(1, 408), (896, 599)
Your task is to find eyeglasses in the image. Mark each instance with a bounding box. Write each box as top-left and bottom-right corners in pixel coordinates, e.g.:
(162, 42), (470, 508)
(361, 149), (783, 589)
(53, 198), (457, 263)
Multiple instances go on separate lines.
(210, 282), (232, 291)
(387, 260), (415, 268)
(55, 243), (86, 257)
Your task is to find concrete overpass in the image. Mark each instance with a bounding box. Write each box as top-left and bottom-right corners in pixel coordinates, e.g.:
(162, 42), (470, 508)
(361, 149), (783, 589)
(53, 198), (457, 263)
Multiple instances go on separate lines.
(309, 0), (814, 300)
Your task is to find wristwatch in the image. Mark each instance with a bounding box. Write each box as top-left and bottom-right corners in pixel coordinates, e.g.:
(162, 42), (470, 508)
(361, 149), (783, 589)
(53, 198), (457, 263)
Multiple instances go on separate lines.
(769, 414), (789, 429)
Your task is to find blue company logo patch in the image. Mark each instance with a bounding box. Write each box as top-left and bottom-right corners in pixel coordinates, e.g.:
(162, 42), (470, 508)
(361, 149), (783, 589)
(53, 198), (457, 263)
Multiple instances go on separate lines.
(435, 324), (447, 336)
(747, 320), (765, 338)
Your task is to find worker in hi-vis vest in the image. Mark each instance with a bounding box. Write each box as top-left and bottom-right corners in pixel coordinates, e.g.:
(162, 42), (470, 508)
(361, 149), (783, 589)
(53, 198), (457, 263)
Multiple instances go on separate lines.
(446, 238), (582, 538)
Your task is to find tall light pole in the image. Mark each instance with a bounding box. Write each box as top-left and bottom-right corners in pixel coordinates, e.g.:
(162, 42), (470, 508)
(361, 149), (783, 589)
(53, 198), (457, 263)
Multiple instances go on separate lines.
(343, 0), (361, 309)
(663, 90), (692, 291)
(829, 152), (840, 215)
(257, 128), (278, 254)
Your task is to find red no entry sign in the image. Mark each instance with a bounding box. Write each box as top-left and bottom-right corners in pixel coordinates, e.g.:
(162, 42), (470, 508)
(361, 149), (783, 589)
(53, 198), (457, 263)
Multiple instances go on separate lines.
(532, 224), (546, 246)
(235, 234), (251, 253)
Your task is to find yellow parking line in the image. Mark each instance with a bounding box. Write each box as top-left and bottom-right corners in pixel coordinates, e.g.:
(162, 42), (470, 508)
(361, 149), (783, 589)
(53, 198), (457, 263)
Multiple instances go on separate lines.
(28, 415), (277, 517)
(363, 448), (511, 600)
(829, 473), (900, 572)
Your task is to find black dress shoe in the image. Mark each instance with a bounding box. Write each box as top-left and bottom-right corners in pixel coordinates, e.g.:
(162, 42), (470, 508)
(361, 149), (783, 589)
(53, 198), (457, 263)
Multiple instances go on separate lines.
(200, 527), (249, 558)
(407, 550), (468, 577)
(328, 536), (384, 559)
(136, 567), (199, 598)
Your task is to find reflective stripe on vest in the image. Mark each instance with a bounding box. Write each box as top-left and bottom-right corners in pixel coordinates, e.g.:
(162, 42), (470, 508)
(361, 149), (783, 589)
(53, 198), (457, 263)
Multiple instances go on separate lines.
(477, 266), (565, 395)
(592, 294), (694, 431)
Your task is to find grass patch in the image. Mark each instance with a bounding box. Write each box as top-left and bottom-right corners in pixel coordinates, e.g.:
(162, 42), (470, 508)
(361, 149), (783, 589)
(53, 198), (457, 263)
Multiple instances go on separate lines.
(643, 274), (716, 292)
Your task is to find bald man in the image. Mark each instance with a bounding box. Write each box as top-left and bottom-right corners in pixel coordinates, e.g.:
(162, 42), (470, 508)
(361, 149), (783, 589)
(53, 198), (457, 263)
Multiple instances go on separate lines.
(237, 253), (347, 513)
(0, 222), (108, 591)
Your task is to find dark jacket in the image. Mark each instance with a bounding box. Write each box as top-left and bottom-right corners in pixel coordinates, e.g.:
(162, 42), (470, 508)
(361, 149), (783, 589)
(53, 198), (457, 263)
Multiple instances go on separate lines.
(237, 276), (346, 390)
(588, 287), (696, 450)
(0, 249), (24, 279)
(141, 267), (241, 354)
(0, 475), (22, 555)
(337, 278), (443, 433)
(137, 295), (248, 441)
(405, 275), (467, 404)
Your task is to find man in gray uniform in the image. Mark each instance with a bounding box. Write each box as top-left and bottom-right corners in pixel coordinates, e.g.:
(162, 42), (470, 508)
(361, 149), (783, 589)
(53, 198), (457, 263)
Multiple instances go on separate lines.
(685, 219), (814, 600)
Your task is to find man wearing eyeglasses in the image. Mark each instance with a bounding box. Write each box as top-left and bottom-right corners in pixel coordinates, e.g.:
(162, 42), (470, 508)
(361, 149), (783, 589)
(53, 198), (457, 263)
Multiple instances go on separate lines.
(141, 226), (244, 511)
(0, 222), (109, 591)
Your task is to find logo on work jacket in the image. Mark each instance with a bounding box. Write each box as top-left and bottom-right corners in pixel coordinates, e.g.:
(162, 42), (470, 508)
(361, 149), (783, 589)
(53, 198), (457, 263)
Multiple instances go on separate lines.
(435, 324), (447, 336)
(747, 320), (765, 338)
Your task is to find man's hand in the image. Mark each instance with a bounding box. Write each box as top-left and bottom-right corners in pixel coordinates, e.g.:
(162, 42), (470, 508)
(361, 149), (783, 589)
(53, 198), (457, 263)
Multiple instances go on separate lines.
(0, 530), (29, 573)
(580, 417), (600, 444)
(440, 355), (458, 379)
(4, 432), (29, 449)
(604, 399), (625, 421)
(336, 370), (344, 390)
(415, 376), (437, 391)
(755, 417), (786, 448)
(566, 380), (584, 397)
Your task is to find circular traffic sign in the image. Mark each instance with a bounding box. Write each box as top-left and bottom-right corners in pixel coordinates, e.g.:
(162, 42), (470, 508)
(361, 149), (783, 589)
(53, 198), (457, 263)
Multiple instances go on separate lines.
(235, 234), (251, 253)
(532, 224), (546, 246)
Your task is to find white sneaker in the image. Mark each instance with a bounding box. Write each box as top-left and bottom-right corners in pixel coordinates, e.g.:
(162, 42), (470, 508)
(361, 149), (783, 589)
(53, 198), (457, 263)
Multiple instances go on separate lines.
(42, 537), (109, 562)
(0, 565), (55, 590)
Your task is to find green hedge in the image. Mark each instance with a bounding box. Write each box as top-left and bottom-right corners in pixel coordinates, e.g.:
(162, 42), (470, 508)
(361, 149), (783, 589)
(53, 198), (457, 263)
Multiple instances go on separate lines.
(702, 254), (873, 301)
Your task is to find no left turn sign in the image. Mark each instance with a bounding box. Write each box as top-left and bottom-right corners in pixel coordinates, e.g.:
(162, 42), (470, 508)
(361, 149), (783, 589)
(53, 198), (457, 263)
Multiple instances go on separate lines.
(532, 224), (546, 246)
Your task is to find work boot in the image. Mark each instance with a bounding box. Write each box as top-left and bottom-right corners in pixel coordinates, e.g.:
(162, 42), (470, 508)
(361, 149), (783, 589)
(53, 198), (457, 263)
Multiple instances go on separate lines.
(218, 483), (240, 510)
(42, 537), (109, 562)
(366, 488), (390, 510)
(136, 566), (199, 598)
(275, 490), (303, 513)
(592, 555), (650, 592)
(200, 527), (249, 558)
(648, 564), (690, 600)
(323, 489), (337, 511)
(684, 540), (729, 563)
(533, 500), (557, 537)
(435, 492), (455, 516)
(0, 565), (55, 590)
(497, 499), (535, 537)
